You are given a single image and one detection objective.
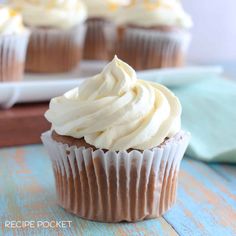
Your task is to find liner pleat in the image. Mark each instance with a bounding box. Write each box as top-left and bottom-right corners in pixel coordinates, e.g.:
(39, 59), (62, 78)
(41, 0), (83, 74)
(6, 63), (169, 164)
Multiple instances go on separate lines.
(0, 32), (30, 82)
(105, 26), (191, 70)
(41, 130), (190, 222)
(25, 24), (86, 73)
(83, 18), (110, 60)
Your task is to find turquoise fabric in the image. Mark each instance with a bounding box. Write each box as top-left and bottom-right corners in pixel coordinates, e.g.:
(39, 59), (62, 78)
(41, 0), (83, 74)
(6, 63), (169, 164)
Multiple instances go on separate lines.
(172, 78), (236, 163)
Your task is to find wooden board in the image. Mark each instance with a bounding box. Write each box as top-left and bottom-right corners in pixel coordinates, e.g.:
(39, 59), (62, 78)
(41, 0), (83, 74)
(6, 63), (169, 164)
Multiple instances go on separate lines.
(0, 145), (236, 236)
(164, 158), (236, 236)
(0, 103), (50, 147)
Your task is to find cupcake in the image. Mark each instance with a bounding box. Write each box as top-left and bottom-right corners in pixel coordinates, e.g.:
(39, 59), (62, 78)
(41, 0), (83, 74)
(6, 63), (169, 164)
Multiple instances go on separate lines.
(107, 0), (192, 70)
(83, 0), (122, 60)
(41, 56), (190, 222)
(0, 5), (30, 82)
(9, 0), (87, 73)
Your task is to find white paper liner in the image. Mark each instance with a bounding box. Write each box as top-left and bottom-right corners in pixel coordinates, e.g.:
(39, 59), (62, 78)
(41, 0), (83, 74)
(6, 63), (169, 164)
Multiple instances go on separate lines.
(83, 18), (111, 60)
(105, 25), (191, 70)
(25, 24), (86, 73)
(41, 130), (190, 222)
(0, 31), (30, 82)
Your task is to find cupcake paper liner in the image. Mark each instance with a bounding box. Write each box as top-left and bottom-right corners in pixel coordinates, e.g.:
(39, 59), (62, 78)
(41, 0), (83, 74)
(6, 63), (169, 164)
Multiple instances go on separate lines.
(0, 31), (30, 82)
(83, 18), (111, 60)
(41, 130), (190, 222)
(25, 24), (86, 73)
(105, 25), (191, 70)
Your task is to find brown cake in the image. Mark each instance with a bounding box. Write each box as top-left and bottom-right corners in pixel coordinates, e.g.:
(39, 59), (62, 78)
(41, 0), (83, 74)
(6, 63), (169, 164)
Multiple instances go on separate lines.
(83, 18), (110, 60)
(112, 25), (187, 70)
(10, 0), (87, 73)
(108, 1), (192, 70)
(25, 26), (86, 73)
(44, 130), (190, 222)
(82, 0), (122, 60)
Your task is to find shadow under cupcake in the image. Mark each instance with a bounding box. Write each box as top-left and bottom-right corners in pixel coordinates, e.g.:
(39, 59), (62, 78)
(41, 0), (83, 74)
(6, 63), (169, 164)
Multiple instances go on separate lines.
(42, 56), (190, 222)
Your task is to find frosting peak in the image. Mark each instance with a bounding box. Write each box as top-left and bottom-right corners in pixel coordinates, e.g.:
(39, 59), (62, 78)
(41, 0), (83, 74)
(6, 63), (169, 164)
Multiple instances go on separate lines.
(45, 56), (181, 151)
(79, 56), (137, 100)
(0, 5), (26, 35)
(9, 0), (87, 29)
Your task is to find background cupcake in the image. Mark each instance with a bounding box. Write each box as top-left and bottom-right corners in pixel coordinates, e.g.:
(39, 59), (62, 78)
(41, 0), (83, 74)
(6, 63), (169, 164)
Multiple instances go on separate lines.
(42, 56), (190, 222)
(83, 0), (122, 60)
(0, 5), (29, 82)
(108, 0), (192, 70)
(9, 0), (87, 73)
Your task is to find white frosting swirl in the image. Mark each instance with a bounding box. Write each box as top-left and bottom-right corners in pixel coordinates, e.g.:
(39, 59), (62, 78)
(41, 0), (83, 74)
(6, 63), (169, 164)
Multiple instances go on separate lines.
(83, 0), (121, 18)
(115, 0), (193, 28)
(45, 56), (181, 151)
(0, 5), (26, 35)
(9, 0), (87, 29)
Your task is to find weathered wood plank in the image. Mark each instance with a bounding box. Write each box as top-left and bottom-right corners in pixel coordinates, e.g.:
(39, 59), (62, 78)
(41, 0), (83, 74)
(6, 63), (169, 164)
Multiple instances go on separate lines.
(0, 103), (50, 147)
(2, 145), (236, 236)
(0, 145), (177, 236)
(164, 158), (236, 236)
(208, 163), (236, 184)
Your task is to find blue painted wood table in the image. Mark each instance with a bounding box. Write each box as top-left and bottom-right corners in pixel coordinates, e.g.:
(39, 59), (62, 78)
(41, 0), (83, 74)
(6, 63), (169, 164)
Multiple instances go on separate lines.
(0, 145), (236, 236)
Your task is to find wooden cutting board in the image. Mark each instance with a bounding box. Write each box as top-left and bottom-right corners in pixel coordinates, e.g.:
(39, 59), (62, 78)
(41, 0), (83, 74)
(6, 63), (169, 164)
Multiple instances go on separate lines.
(0, 103), (50, 147)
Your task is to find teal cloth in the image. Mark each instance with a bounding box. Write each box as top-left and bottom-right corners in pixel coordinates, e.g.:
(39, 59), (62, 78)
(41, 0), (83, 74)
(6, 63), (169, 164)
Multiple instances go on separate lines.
(172, 78), (236, 163)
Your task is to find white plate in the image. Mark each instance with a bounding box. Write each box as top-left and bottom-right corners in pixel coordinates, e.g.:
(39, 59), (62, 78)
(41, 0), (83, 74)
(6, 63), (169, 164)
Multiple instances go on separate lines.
(0, 60), (223, 109)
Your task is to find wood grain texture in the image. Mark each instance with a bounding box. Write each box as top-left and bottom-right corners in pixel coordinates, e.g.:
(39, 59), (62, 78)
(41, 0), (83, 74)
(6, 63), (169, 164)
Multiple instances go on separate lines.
(0, 145), (177, 236)
(164, 158), (236, 236)
(0, 103), (50, 148)
(1, 145), (236, 236)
